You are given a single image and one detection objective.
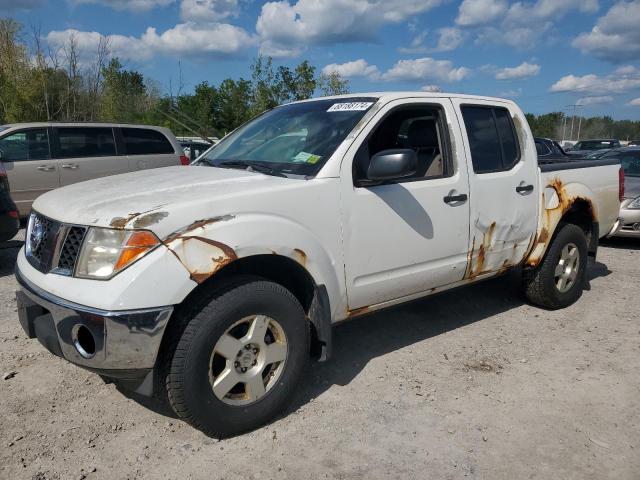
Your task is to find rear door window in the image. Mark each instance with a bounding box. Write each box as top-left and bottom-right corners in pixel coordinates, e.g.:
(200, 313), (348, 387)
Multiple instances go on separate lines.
(55, 127), (116, 158)
(122, 128), (174, 155)
(0, 129), (50, 161)
(461, 106), (520, 173)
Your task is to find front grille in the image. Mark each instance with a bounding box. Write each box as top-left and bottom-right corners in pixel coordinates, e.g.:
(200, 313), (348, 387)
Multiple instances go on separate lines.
(57, 227), (86, 272)
(26, 212), (87, 275)
(30, 215), (53, 262)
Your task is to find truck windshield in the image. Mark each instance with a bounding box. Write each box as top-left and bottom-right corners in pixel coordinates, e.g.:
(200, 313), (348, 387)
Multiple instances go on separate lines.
(199, 98), (377, 177)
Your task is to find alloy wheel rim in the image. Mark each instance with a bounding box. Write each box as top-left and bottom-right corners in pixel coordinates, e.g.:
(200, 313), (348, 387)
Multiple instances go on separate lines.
(554, 242), (580, 293)
(209, 315), (288, 406)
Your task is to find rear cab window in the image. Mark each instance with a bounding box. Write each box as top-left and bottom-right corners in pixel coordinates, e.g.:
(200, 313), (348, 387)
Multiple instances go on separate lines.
(122, 128), (175, 155)
(461, 105), (520, 173)
(55, 127), (116, 158)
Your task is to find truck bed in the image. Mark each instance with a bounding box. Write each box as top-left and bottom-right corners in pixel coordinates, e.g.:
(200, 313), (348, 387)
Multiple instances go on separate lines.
(538, 157), (620, 172)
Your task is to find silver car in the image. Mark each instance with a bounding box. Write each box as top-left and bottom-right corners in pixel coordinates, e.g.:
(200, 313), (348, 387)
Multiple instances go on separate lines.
(603, 147), (640, 237)
(0, 123), (186, 216)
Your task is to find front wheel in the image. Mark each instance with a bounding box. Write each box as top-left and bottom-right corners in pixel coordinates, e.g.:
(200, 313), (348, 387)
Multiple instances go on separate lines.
(164, 277), (309, 437)
(523, 223), (588, 310)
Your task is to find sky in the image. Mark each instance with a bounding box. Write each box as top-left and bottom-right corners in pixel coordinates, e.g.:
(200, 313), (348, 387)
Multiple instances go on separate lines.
(3, 0), (640, 119)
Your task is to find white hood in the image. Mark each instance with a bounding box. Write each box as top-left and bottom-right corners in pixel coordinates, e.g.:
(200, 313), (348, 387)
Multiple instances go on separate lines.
(33, 166), (295, 239)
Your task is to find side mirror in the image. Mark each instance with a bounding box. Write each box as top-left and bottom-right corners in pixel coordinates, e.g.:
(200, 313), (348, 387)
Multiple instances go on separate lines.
(366, 149), (417, 182)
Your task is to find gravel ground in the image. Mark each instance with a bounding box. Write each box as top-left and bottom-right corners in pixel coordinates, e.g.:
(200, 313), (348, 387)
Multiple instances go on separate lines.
(1, 230), (639, 480)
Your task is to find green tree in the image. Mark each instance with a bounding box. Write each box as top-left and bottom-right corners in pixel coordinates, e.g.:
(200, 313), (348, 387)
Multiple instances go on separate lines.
(217, 78), (252, 133)
(319, 71), (350, 96)
(99, 58), (147, 122)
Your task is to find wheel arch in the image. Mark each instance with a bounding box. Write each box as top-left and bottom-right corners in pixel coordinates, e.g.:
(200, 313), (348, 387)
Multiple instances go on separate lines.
(171, 253), (333, 361)
(526, 179), (599, 267)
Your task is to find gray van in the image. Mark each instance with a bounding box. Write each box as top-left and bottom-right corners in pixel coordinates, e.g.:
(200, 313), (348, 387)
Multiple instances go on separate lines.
(0, 123), (186, 216)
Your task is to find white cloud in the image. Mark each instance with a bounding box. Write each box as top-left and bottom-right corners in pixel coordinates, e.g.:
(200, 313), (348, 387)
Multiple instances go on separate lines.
(495, 61), (540, 80)
(628, 98), (640, 106)
(466, 0), (598, 49)
(475, 25), (550, 49)
(432, 27), (465, 52)
(504, 0), (598, 25)
(577, 96), (614, 106)
(421, 85), (442, 92)
(322, 59), (380, 80)
(381, 57), (470, 83)
(69, 0), (175, 11)
(456, 0), (507, 26)
(46, 23), (255, 62)
(399, 27), (465, 54)
(256, 0), (444, 57)
(180, 0), (238, 22)
(572, 1), (640, 63)
(549, 67), (640, 94)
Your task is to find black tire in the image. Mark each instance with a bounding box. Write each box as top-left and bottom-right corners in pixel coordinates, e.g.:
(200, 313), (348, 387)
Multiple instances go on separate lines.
(163, 276), (309, 437)
(523, 223), (588, 310)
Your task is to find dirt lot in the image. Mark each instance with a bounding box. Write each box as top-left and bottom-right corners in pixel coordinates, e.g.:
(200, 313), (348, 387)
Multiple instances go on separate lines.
(1, 230), (639, 480)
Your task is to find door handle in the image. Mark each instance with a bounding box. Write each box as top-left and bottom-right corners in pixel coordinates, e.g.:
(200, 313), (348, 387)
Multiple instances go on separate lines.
(61, 163), (78, 169)
(37, 165), (55, 171)
(443, 193), (468, 204)
(516, 184), (534, 194)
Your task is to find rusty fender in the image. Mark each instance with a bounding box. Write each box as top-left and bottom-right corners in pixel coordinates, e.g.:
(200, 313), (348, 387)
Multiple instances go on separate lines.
(525, 178), (595, 268)
(161, 215), (238, 284)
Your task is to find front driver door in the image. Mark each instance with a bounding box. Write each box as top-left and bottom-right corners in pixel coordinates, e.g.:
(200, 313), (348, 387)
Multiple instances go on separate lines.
(341, 99), (471, 310)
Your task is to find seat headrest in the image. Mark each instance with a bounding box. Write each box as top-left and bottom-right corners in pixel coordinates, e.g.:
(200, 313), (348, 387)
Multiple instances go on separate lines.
(407, 119), (438, 148)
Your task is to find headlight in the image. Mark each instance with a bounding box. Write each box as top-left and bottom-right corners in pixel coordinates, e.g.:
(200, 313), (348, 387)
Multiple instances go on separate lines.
(628, 196), (640, 209)
(76, 228), (160, 279)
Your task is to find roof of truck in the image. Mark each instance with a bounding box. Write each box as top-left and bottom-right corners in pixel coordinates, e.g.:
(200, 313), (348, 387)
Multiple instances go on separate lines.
(294, 91), (517, 105)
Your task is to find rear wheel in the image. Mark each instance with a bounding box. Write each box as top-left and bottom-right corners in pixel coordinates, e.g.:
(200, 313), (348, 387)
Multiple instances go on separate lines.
(523, 223), (588, 309)
(164, 276), (309, 437)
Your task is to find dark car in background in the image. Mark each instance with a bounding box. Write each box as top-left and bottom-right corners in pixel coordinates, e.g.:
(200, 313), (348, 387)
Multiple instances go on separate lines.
(535, 137), (568, 160)
(602, 147), (640, 237)
(565, 139), (621, 157)
(0, 163), (19, 242)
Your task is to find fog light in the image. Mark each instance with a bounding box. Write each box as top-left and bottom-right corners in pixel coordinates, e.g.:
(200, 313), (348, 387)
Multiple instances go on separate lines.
(72, 325), (96, 358)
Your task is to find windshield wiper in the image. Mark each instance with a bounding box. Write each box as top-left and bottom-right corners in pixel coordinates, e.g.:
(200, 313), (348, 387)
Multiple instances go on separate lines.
(217, 160), (287, 177)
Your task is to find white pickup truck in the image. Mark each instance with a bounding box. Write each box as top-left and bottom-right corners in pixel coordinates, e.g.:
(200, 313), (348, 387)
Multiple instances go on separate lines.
(15, 93), (622, 437)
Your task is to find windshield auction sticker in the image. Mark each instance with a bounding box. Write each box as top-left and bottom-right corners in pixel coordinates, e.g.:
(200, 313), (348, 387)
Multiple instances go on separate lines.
(327, 102), (373, 112)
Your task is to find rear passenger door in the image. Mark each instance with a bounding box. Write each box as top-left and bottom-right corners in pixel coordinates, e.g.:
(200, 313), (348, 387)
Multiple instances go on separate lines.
(0, 128), (58, 216)
(120, 128), (178, 171)
(452, 99), (538, 276)
(53, 127), (127, 186)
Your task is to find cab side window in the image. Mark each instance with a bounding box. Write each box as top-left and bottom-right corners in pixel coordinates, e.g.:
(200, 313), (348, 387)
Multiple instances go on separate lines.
(461, 106), (520, 173)
(354, 106), (450, 183)
(0, 129), (50, 161)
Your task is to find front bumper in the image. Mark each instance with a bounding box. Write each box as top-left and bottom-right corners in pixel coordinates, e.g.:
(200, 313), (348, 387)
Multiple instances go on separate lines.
(612, 203), (640, 238)
(15, 267), (173, 379)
